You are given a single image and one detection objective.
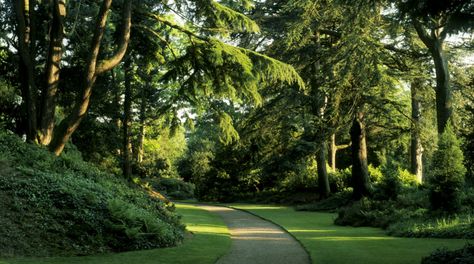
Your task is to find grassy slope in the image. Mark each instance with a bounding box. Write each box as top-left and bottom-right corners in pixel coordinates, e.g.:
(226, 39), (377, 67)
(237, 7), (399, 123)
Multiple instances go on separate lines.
(234, 205), (471, 264)
(0, 204), (231, 264)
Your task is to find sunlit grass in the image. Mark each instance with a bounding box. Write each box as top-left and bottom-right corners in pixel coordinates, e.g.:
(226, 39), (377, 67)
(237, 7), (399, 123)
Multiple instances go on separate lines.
(233, 204), (471, 264)
(0, 204), (231, 264)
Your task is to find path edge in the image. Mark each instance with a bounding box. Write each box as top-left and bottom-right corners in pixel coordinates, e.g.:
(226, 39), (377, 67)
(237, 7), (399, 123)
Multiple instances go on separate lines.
(175, 202), (233, 264)
(226, 205), (313, 264)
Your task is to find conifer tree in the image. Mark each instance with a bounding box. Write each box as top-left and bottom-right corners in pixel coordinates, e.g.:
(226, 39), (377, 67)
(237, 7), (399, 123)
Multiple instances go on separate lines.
(429, 123), (466, 213)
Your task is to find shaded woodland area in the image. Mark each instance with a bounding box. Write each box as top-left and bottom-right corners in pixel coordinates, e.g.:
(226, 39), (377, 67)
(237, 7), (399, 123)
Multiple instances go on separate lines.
(0, 0), (474, 262)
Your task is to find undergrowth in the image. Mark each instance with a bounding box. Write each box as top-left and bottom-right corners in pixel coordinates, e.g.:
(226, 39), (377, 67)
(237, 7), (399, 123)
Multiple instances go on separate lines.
(0, 131), (184, 257)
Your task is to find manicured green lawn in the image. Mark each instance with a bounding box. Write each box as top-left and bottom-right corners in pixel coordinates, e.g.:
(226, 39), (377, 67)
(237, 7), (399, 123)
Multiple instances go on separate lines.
(233, 204), (471, 264)
(0, 204), (231, 264)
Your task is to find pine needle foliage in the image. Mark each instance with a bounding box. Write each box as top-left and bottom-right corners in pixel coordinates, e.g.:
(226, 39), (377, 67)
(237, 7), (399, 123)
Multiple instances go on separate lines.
(144, 1), (304, 143)
(175, 0), (260, 34)
(160, 37), (304, 108)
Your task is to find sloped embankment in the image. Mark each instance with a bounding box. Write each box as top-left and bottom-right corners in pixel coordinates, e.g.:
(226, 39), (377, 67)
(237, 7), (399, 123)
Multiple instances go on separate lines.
(0, 132), (184, 257)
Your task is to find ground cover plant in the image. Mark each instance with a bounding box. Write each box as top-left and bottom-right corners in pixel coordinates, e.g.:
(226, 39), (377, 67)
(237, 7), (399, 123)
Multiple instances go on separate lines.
(0, 132), (184, 257)
(233, 204), (472, 264)
(0, 203), (230, 264)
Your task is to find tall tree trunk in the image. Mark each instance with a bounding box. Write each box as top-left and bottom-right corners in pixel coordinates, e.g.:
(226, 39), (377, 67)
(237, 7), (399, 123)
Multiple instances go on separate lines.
(39, 0), (66, 145)
(311, 31), (330, 198)
(431, 40), (451, 134)
(410, 79), (423, 183)
(122, 58), (133, 179)
(14, 0), (37, 142)
(413, 20), (451, 134)
(350, 112), (370, 200)
(317, 141), (330, 198)
(136, 84), (146, 164)
(112, 69), (122, 155)
(49, 0), (132, 155)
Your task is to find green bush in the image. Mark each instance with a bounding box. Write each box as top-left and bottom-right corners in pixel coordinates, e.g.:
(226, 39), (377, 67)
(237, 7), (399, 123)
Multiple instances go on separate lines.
(368, 164), (383, 183)
(296, 190), (352, 212)
(429, 124), (467, 213)
(421, 244), (474, 264)
(328, 168), (351, 193)
(0, 131), (184, 257)
(146, 178), (195, 200)
(371, 165), (418, 201)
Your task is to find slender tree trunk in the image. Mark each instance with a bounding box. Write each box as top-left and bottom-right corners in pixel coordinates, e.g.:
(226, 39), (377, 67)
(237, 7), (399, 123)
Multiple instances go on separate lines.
(350, 112), (370, 200)
(49, 0), (132, 155)
(39, 0), (66, 145)
(328, 133), (351, 171)
(112, 69), (122, 155)
(329, 134), (337, 171)
(410, 79), (423, 183)
(317, 141), (330, 198)
(14, 0), (37, 142)
(122, 58), (133, 179)
(136, 84), (146, 164)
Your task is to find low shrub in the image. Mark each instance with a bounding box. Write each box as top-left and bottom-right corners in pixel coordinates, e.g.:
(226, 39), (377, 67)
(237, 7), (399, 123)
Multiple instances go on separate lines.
(421, 244), (474, 264)
(296, 190), (352, 212)
(146, 178), (195, 200)
(328, 168), (351, 193)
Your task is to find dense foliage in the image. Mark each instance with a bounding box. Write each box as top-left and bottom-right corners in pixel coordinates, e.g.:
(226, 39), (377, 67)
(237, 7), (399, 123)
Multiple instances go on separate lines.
(0, 132), (184, 257)
(428, 124), (467, 213)
(421, 244), (474, 264)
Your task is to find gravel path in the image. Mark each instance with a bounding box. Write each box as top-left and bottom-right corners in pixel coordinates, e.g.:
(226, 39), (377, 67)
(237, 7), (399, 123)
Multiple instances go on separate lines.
(197, 205), (310, 264)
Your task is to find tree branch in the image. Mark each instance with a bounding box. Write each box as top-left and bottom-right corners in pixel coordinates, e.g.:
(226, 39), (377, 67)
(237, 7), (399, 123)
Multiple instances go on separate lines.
(95, 0), (132, 75)
(413, 19), (433, 47)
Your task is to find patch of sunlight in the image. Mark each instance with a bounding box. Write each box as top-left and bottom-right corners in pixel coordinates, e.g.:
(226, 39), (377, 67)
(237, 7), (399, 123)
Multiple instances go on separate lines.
(232, 205), (287, 210)
(176, 204), (199, 210)
(309, 236), (398, 241)
(289, 229), (338, 233)
(187, 225), (228, 234)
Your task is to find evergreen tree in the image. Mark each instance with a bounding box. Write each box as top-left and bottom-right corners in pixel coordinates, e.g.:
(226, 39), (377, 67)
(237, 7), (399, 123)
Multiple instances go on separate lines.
(429, 123), (466, 213)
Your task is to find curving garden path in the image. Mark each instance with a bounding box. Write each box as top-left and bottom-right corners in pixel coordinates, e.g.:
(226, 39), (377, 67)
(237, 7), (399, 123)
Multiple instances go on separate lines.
(197, 205), (310, 264)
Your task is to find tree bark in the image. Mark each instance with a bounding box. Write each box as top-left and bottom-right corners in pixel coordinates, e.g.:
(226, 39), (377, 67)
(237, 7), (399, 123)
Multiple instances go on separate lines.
(329, 134), (337, 171)
(350, 112), (370, 200)
(122, 58), (133, 179)
(311, 31), (330, 198)
(14, 0), (38, 142)
(317, 141), (330, 198)
(328, 133), (351, 171)
(410, 79), (423, 183)
(112, 69), (122, 155)
(39, 0), (66, 145)
(431, 39), (452, 134)
(49, 0), (132, 155)
(136, 83), (147, 164)
(413, 19), (451, 134)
